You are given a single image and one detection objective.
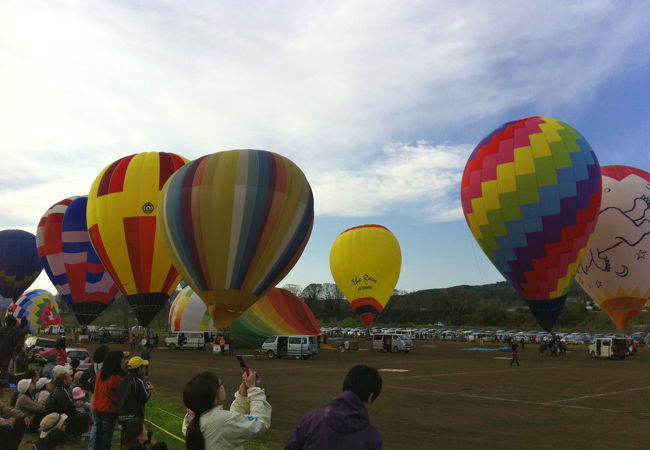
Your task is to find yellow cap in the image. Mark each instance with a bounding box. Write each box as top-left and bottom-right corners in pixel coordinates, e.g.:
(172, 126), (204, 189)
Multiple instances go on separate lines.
(127, 356), (150, 369)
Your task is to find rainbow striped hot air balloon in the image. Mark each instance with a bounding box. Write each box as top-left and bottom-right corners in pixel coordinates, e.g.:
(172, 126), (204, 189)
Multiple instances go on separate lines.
(158, 150), (314, 329)
(0, 230), (42, 302)
(37, 196), (121, 325)
(461, 116), (602, 331)
(168, 287), (321, 347)
(8, 289), (61, 333)
(576, 165), (650, 331)
(87, 152), (187, 326)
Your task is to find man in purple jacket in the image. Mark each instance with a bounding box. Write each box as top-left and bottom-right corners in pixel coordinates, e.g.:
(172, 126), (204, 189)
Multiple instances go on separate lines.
(285, 365), (383, 449)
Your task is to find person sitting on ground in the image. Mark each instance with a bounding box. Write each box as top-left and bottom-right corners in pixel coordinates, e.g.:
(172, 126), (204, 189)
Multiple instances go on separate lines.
(36, 378), (54, 406)
(122, 417), (168, 450)
(72, 387), (90, 415)
(0, 378), (27, 450)
(69, 358), (81, 377)
(182, 370), (271, 450)
(35, 426), (68, 450)
(46, 365), (90, 439)
(285, 364), (383, 450)
(117, 357), (153, 428)
(32, 413), (68, 450)
(15, 378), (47, 432)
(10, 368), (40, 407)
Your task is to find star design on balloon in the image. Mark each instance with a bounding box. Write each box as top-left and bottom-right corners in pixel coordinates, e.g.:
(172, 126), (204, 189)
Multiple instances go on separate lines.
(595, 280), (603, 289)
(637, 250), (647, 260)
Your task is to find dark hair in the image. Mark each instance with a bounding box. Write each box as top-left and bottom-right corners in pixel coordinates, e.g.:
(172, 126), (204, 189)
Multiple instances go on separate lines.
(70, 358), (80, 369)
(93, 345), (110, 363)
(183, 372), (220, 450)
(26, 369), (38, 380)
(121, 417), (145, 450)
(55, 338), (66, 350)
(100, 350), (124, 381)
(342, 365), (382, 402)
(5, 316), (17, 327)
(43, 428), (68, 449)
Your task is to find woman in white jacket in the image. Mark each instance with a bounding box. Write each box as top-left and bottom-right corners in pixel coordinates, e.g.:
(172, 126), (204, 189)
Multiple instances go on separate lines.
(182, 370), (271, 450)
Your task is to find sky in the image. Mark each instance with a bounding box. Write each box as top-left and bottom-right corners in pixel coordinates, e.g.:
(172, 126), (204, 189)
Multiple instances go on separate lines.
(1, 0), (649, 296)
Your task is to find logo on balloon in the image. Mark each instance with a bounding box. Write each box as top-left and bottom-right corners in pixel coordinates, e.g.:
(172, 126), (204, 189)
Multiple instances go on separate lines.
(352, 274), (377, 290)
(142, 202), (155, 214)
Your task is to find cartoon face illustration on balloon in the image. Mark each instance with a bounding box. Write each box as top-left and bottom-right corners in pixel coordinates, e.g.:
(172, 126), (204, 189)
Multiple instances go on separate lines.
(576, 165), (650, 331)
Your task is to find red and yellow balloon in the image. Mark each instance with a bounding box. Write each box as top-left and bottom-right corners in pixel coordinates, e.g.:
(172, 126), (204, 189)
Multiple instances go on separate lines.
(87, 152), (187, 326)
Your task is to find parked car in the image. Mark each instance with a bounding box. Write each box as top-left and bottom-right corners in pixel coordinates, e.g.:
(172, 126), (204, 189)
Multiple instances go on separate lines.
(89, 328), (129, 344)
(165, 331), (211, 350)
(262, 335), (318, 359)
(588, 337), (631, 359)
(66, 348), (91, 371)
(372, 333), (413, 353)
(25, 336), (57, 352)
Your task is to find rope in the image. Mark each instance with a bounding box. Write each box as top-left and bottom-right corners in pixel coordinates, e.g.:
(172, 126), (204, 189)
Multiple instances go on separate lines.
(145, 418), (185, 443)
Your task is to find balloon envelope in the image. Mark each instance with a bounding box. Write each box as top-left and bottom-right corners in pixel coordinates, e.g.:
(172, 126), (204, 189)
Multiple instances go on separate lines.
(8, 289), (61, 333)
(460, 116), (602, 331)
(576, 165), (650, 331)
(0, 229), (42, 302)
(87, 152), (187, 326)
(37, 196), (120, 325)
(169, 286), (320, 347)
(329, 224), (402, 326)
(159, 150), (314, 329)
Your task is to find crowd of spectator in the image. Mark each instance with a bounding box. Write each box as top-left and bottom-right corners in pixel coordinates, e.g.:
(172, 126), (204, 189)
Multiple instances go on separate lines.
(1, 314), (385, 450)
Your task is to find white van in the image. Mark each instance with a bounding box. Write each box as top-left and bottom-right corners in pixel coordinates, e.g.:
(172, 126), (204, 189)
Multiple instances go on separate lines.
(261, 335), (318, 359)
(588, 337), (630, 360)
(165, 331), (210, 350)
(372, 333), (413, 353)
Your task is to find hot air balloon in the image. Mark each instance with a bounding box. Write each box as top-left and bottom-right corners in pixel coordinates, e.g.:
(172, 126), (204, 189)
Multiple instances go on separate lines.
(329, 224), (402, 326)
(36, 196), (121, 325)
(460, 116), (602, 331)
(168, 286), (217, 332)
(576, 165), (650, 331)
(158, 150), (314, 328)
(8, 289), (62, 333)
(169, 286), (321, 347)
(0, 229), (42, 302)
(87, 152), (187, 326)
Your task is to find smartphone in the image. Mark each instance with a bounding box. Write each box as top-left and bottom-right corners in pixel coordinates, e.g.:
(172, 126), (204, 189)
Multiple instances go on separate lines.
(236, 355), (261, 385)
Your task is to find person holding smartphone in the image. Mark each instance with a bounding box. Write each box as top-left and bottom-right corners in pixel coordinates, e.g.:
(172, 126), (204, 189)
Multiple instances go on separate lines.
(182, 369), (271, 450)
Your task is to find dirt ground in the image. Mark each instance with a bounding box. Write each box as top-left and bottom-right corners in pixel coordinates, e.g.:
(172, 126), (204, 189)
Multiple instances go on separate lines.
(83, 340), (650, 450)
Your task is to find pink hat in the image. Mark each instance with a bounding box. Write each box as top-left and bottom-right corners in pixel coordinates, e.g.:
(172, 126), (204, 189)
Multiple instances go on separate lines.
(72, 386), (86, 400)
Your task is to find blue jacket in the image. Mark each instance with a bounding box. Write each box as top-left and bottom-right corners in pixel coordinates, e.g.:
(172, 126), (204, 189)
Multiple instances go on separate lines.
(285, 391), (382, 450)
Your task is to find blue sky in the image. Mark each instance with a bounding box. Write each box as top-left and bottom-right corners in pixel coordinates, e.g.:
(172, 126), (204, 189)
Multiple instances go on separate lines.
(1, 1), (649, 295)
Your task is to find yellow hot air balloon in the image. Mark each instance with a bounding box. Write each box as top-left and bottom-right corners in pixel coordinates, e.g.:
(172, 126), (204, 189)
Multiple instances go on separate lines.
(87, 152), (188, 326)
(329, 224), (401, 326)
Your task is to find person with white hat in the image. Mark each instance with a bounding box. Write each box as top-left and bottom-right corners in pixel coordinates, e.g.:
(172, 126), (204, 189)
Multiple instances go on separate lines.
(35, 377), (54, 406)
(39, 412), (67, 438)
(15, 378), (46, 432)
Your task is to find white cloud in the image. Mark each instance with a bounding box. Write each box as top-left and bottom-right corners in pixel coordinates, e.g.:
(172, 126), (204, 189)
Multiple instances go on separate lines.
(309, 142), (471, 221)
(0, 0), (649, 229)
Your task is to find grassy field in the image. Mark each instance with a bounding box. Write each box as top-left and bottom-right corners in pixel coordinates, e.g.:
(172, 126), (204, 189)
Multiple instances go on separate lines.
(17, 339), (650, 449)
